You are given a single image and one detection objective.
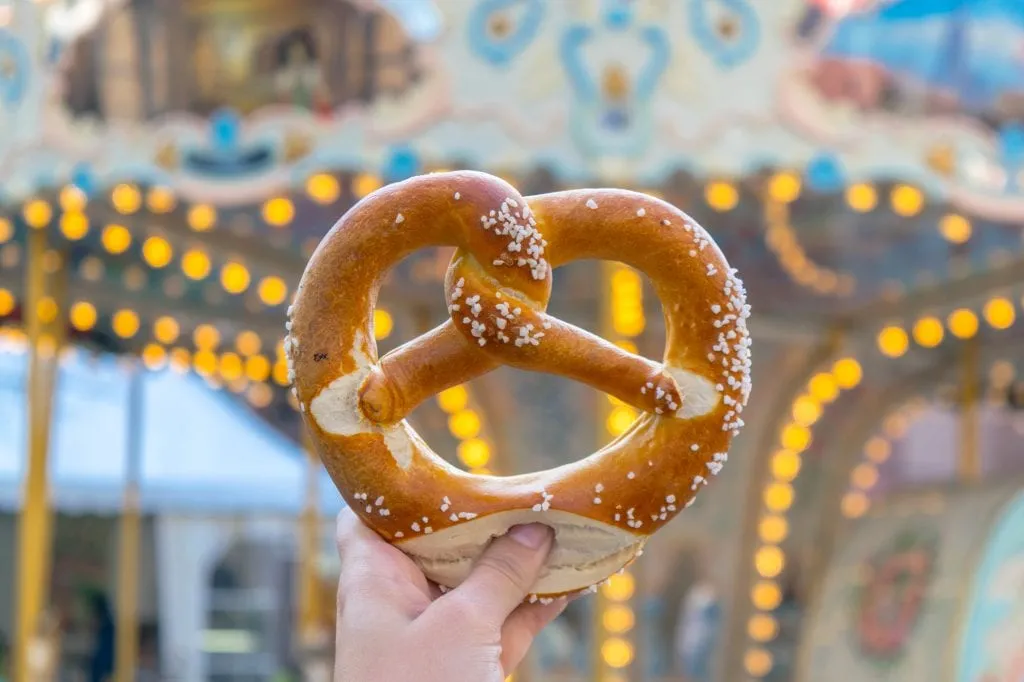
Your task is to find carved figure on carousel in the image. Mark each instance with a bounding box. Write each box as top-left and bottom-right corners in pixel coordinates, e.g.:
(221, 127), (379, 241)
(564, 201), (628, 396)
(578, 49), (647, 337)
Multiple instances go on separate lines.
(270, 28), (332, 117)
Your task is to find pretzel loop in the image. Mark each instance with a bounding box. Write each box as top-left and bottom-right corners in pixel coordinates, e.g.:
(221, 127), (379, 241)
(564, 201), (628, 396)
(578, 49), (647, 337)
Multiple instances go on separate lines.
(289, 171), (752, 598)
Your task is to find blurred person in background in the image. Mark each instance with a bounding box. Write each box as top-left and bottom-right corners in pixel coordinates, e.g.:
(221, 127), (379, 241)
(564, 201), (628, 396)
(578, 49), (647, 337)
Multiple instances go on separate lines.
(85, 592), (114, 682)
(675, 576), (722, 682)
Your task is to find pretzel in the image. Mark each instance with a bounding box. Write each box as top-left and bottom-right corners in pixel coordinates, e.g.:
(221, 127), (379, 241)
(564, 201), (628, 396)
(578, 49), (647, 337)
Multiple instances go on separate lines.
(288, 171), (751, 598)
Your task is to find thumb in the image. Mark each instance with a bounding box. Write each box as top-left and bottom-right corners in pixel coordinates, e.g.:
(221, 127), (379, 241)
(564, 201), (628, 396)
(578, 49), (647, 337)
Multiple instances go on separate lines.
(447, 524), (554, 626)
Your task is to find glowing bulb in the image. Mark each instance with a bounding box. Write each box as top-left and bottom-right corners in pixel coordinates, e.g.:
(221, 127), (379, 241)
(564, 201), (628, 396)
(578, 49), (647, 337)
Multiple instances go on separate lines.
(808, 373), (839, 402)
(755, 546), (784, 578)
(262, 197), (295, 227)
(841, 491), (870, 518)
(449, 410), (482, 439)
(890, 184), (924, 217)
(235, 331), (262, 356)
(851, 463), (879, 489)
(770, 450), (802, 482)
(374, 309), (394, 339)
(69, 301), (97, 331)
(220, 262), (251, 294)
(182, 249), (212, 280)
(0, 218), (11, 244)
(780, 423), (811, 452)
(101, 224), (132, 254)
(865, 437), (891, 463)
(983, 297), (1015, 330)
(603, 605), (635, 634)
(947, 308), (978, 339)
(758, 515), (789, 544)
(60, 212), (89, 240)
(306, 173), (341, 204)
(764, 483), (795, 512)
(353, 173), (382, 198)
(606, 405), (637, 436)
(59, 185), (87, 212)
(258, 276), (289, 306)
(939, 213), (971, 244)
(601, 638), (634, 669)
(36, 297), (58, 324)
(912, 316), (944, 348)
(142, 236), (173, 268)
(457, 439), (491, 468)
(194, 324), (221, 351)
(744, 648), (773, 678)
(832, 357), (862, 389)
(602, 572), (635, 601)
(877, 326), (909, 358)
(768, 172), (801, 203)
(437, 385), (469, 413)
(187, 204), (217, 232)
(112, 309), (140, 338)
(705, 181), (739, 211)
(111, 183), (142, 214)
(245, 355), (271, 382)
(142, 344), (167, 370)
(146, 186), (176, 214)
(154, 316), (180, 344)
(748, 614), (778, 643)
(219, 352), (244, 381)
(791, 396), (821, 427)
(23, 199), (53, 228)
(751, 581), (782, 610)
(846, 183), (877, 213)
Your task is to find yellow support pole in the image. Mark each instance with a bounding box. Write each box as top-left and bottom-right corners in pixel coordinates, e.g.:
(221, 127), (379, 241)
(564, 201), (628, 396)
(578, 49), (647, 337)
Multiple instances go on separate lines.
(14, 227), (64, 682)
(297, 429), (321, 641)
(958, 338), (980, 483)
(115, 366), (145, 682)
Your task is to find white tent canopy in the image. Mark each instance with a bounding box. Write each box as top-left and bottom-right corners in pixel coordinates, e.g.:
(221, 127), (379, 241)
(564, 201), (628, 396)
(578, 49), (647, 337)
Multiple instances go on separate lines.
(0, 339), (344, 515)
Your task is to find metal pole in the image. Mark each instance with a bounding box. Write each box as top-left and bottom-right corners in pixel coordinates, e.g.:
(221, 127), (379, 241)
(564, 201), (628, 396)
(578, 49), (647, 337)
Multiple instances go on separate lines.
(115, 365), (145, 682)
(957, 338), (980, 482)
(297, 428), (321, 640)
(14, 227), (64, 682)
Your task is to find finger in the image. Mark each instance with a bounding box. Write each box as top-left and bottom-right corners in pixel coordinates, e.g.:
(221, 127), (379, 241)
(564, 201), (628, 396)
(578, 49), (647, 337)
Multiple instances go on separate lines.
(441, 523), (554, 627)
(500, 598), (569, 672)
(335, 508), (432, 621)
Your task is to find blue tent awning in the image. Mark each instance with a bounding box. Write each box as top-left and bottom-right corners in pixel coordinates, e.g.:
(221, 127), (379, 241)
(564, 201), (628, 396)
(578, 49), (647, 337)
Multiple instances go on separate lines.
(0, 339), (344, 515)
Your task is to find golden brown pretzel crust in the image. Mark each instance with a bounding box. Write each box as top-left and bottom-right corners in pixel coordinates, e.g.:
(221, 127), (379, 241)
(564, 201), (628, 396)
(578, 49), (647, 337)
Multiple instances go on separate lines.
(289, 171), (751, 597)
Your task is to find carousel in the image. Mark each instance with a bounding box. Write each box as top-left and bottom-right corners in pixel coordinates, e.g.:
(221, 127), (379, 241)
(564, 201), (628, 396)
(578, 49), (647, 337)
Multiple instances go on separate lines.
(0, 1), (1023, 681)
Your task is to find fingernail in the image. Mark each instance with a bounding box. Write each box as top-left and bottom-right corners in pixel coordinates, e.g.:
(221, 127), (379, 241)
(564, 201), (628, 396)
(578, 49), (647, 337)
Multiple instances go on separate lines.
(508, 523), (552, 549)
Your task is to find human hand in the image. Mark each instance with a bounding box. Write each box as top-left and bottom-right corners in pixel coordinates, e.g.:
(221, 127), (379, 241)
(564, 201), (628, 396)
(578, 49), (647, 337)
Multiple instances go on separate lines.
(333, 507), (567, 682)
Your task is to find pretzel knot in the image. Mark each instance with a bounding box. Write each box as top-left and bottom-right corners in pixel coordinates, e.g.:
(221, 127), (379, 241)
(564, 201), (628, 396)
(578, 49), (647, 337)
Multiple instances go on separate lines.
(289, 171), (751, 598)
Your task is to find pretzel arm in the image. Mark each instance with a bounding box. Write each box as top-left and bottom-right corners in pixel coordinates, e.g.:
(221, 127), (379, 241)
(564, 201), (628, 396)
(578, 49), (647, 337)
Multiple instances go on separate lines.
(359, 320), (498, 425)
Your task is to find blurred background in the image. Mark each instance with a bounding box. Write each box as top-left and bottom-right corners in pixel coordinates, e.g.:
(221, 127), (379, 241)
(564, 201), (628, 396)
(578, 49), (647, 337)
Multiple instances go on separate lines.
(0, 0), (1023, 681)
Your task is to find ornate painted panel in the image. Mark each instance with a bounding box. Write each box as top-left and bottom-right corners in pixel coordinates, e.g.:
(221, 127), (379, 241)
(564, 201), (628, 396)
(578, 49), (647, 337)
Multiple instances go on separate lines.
(2, 0), (1024, 222)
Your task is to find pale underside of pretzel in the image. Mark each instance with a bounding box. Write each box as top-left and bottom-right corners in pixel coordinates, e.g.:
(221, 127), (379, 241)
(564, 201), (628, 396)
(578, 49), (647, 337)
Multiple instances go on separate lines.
(288, 171), (751, 599)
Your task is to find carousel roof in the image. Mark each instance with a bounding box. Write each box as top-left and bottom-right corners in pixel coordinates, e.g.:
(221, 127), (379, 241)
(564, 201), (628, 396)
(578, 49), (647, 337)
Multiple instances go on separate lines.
(0, 339), (343, 514)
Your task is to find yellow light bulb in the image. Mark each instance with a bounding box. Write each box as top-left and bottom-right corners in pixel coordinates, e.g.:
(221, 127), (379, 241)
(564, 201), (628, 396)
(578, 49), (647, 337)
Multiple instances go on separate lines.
(187, 204), (217, 232)
(142, 236), (173, 268)
(983, 297), (1015, 330)
(111, 183), (142, 214)
(832, 357), (863, 389)
(890, 184), (924, 217)
(877, 326), (909, 357)
(705, 181), (739, 211)
(602, 572), (635, 601)
(449, 410), (482, 439)
(808, 373), (839, 402)
(437, 385), (469, 413)
(751, 581), (782, 610)
(142, 344), (167, 370)
(261, 197), (295, 227)
(182, 249), (212, 280)
(780, 423), (811, 452)
(939, 213), (971, 244)
(846, 183), (877, 213)
(947, 308), (979, 339)
(235, 331), (262, 356)
(865, 437), (891, 463)
(748, 614), (778, 643)
(374, 308), (394, 339)
(101, 224), (132, 254)
(154, 316), (180, 344)
(23, 199), (53, 228)
(0, 218), (12, 244)
(764, 482), (795, 512)
(457, 439), (491, 468)
(194, 324), (221, 351)
(0, 289), (14, 316)
(770, 450), (802, 482)
(603, 605), (635, 634)
(112, 309), (140, 338)
(247, 383), (274, 408)
(245, 355), (271, 382)
(601, 638), (634, 669)
(353, 173), (382, 198)
(606, 405), (637, 436)
(36, 297), (58, 324)
(791, 396), (821, 427)
(744, 648), (773, 678)
(851, 463), (879, 489)
(768, 172), (801, 203)
(258, 276), (289, 306)
(220, 262), (251, 294)
(69, 301), (97, 331)
(219, 352), (244, 381)
(146, 186), (176, 214)
(60, 211), (89, 240)
(306, 173), (341, 204)
(758, 515), (789, 544)
(755, 545), (785, 578)
(59, 185), (87, 212)
(912, 316), (944, 348)
(193, 350), (218, 377)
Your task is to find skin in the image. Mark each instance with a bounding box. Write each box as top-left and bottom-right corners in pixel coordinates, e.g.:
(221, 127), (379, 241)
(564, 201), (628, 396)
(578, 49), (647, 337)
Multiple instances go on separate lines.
(334, 508), (569, 681)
